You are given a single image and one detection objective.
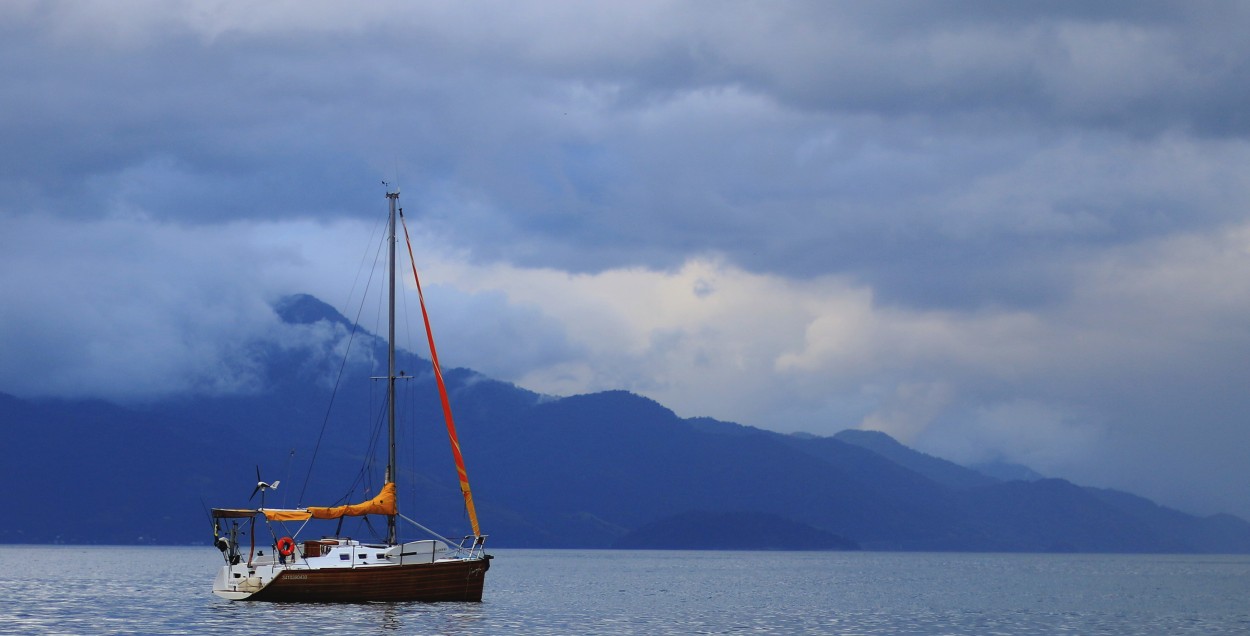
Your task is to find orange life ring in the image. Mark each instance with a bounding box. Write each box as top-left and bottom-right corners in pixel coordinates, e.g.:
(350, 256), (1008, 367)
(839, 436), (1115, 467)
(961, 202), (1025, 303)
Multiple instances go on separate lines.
(276, 536), (296, 557)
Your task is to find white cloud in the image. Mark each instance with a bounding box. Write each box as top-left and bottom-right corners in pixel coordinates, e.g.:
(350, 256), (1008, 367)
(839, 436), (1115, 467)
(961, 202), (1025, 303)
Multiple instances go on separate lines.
(858, 382), (954, 444)
(921, 399), (1106, 473)
(0, 213), (372, 399)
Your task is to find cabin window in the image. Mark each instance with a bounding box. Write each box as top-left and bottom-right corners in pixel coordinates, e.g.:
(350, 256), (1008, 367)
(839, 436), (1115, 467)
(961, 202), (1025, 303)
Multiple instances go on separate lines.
(340, 554), (350, 561)
(376, 554), (385, 559)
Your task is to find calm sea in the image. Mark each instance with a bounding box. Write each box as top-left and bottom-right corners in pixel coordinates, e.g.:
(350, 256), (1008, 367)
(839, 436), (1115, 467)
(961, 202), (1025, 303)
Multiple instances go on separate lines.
(1, 546), (1247, 635)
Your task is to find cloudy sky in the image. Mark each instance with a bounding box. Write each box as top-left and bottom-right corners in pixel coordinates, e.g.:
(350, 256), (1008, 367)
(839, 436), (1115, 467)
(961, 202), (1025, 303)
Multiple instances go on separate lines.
(3, 1), (1250, 519)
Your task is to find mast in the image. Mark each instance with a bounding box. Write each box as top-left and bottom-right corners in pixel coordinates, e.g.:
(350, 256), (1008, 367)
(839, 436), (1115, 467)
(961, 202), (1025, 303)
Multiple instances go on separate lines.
(385, 189), (399, 545)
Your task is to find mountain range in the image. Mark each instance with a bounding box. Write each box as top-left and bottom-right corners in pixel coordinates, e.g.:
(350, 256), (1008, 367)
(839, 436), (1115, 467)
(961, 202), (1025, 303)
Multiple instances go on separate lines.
(2, 294), (1248, 553)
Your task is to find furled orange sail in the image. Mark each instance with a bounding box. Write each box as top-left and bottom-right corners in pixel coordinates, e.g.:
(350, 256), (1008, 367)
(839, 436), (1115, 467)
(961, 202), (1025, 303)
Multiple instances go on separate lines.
(310, 482), (397, 519)
(400, 211), (482, 537)
(259, 482), (397, 522)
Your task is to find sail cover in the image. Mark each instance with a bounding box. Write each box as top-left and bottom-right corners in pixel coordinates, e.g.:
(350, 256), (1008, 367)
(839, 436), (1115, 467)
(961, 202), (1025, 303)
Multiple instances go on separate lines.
(260, 482), (397, 521)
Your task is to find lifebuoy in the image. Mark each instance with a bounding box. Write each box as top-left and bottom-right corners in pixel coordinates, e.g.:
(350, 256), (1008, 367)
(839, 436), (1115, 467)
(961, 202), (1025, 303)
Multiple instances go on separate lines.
(276, 536), (296, 557)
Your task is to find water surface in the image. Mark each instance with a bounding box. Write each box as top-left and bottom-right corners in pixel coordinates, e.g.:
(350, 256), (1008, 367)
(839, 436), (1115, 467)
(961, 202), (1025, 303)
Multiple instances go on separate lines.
(1, 547), (1247, 634)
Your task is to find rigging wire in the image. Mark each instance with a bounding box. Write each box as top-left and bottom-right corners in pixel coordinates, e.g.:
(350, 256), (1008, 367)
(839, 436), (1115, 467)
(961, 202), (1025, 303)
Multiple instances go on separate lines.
(308, 198), (407, 511)
(296, 209), (389, 506)
(324, 375), (389, 508)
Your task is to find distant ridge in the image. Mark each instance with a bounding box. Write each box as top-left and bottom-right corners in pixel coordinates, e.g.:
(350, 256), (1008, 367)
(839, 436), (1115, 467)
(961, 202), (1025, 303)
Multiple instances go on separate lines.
(834, 429), (997, 489)
(2, 293), (1248, 553)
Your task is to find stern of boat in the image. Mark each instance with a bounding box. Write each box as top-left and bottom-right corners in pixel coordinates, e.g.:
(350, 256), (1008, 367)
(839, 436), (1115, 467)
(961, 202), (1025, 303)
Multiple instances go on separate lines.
(213, 564), (258, 600)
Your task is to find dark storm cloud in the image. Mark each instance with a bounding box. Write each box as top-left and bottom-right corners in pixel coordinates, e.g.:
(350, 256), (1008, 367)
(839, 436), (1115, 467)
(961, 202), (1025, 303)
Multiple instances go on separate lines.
(7, 2), (1249, 298)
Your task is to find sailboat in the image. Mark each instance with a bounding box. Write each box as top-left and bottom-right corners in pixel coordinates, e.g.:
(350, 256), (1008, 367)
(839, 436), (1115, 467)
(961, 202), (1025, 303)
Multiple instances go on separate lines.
(209, 189), (490, 602)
